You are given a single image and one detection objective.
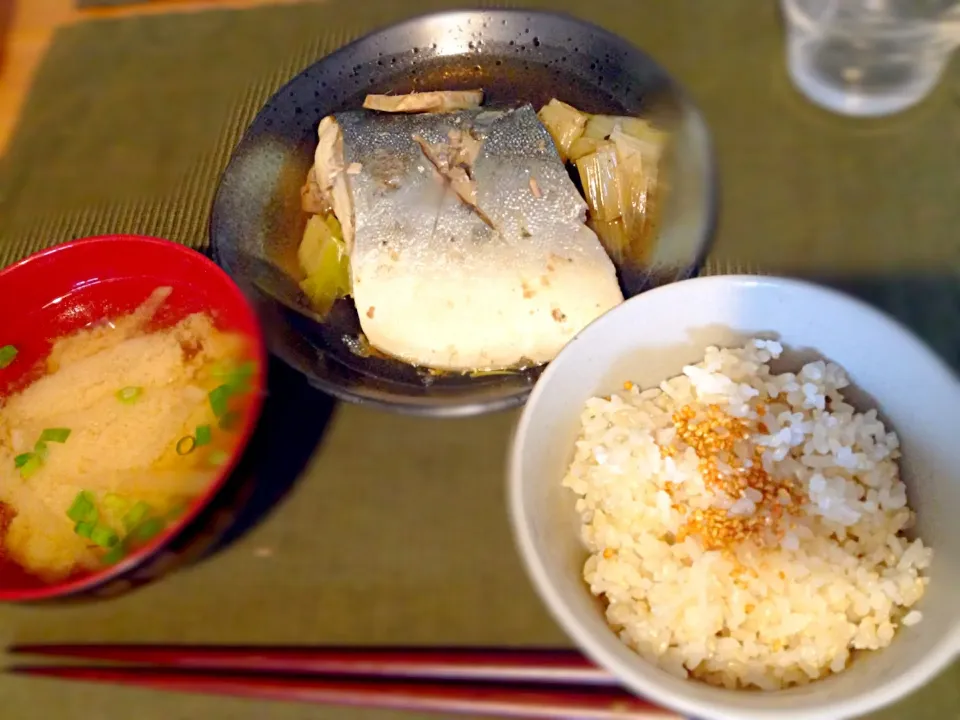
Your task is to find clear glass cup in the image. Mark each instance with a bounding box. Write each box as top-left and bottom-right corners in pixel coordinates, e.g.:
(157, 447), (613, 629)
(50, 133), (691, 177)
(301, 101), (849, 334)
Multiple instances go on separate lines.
(781, 0), (960, 116)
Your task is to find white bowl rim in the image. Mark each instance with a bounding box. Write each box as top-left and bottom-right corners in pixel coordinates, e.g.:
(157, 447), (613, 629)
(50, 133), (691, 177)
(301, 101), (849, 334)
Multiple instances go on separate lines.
(508, 274), (960, 720)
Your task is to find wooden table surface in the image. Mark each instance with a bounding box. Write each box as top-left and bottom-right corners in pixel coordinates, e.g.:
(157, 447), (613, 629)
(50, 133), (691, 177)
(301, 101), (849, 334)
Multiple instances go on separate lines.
(0, 0), (312, 156)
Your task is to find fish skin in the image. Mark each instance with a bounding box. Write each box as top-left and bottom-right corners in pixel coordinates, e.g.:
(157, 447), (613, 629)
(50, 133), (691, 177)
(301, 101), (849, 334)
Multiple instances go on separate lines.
(331, 104), (623, 370)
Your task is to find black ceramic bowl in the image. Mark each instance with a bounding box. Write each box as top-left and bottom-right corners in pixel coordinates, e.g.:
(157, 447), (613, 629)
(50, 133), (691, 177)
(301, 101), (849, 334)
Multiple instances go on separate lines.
(211, 9), (717, 417)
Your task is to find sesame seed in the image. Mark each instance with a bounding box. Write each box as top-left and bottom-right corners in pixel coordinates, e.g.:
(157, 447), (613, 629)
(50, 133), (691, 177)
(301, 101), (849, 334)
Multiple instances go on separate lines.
(668, 404), (808, 553)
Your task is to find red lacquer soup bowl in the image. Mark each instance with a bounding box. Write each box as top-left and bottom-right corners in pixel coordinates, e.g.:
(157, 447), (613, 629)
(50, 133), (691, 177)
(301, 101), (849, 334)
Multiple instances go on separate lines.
(0, 235), (267, 603)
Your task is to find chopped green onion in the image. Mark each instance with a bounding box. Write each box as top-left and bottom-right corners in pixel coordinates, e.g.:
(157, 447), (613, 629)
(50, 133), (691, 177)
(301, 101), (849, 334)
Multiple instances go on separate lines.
(67, 490), (99, 523)
(122, 501), (152, 532)
(230, 361), (257, 392)
(116, 386), (143, 403)
(103, 493), (129, 513)
(74, 520), (95, 539)
(129, 517), (166, 544)
(39, 427), (71, 444)
(176, 435), (196, 456)
(14, 429), (71, 478)
(20, 455), (42, 480)
(195, 424), (212, 447)
(165, 502), (188, 521)
(14, 452), (33, 469)
(230, 362), (256, 392)
(208, 449), (229, 467)
(102, 543), (127, 566)
(0, 345), (17, 369)
(208, 384), (232, 418)
(218, 410), (240, 432)
(213, 360), (256, 393)
(90, 525), (120, 548)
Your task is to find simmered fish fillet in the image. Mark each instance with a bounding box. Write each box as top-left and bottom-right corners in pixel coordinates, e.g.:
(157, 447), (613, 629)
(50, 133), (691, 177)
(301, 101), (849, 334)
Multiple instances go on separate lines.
(313, 104), (624, 370)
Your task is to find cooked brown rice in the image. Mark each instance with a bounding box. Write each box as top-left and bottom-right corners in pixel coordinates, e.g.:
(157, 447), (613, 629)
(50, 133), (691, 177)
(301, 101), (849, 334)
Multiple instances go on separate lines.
(563, 339), (931, 689)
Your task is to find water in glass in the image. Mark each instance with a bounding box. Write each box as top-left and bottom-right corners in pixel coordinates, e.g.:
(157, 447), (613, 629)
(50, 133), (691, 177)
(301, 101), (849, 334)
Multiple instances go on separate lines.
(781, 0), (960, 116)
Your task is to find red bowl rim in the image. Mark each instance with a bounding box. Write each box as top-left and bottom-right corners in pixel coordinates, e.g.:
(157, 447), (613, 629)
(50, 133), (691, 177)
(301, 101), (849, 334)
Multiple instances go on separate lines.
(0, 234), (268, 601)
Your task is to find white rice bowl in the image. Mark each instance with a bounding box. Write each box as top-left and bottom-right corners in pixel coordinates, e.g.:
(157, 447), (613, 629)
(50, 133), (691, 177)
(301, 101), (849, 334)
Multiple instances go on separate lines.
(509, 276), (960, 720)
(564, 339), (931, 690)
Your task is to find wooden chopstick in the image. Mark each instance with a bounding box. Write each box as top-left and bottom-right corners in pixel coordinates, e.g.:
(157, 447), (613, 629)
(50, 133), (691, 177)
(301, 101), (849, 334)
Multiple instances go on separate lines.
(7, 645), (680, 719)
(8, 666), (676, 719)
(9, 645), (614, 686)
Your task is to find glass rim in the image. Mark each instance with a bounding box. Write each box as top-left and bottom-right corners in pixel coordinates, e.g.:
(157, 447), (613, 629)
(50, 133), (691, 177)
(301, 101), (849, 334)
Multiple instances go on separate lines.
(781, 0), (948, 40)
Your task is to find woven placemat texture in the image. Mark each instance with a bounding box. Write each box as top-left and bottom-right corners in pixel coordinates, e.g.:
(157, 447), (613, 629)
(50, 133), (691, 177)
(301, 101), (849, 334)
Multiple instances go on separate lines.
(76, 0), (148, 8)
(2, 0), (959, 365)
(0, 3), (957, 720)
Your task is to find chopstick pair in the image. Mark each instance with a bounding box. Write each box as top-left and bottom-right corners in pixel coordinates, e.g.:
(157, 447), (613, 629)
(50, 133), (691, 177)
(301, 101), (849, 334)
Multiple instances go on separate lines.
(8, 645), (678, 719)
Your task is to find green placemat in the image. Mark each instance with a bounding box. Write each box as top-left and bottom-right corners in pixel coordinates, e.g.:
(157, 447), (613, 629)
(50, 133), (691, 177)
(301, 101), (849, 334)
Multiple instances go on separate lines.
(2, 0), (959, 364)
(76, 0), (147, 7)
(0, 2), (957, 720)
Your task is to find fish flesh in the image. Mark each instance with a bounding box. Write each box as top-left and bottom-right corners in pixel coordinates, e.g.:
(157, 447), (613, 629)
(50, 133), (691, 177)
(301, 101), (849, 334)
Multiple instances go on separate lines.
(313, 104), (623, 370)
(311, 104), (624, 371)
